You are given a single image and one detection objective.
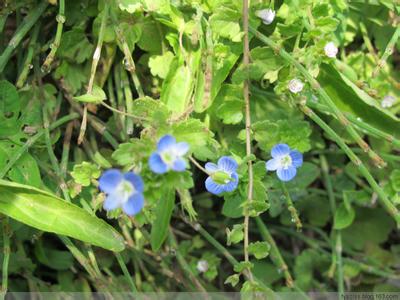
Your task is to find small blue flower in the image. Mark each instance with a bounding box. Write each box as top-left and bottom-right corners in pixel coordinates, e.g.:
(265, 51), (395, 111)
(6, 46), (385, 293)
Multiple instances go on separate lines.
(205, 156), (239, 195)
(266, 143), (303, 182)
(99, 169), (144, 216)
(149, 134), (189, 174)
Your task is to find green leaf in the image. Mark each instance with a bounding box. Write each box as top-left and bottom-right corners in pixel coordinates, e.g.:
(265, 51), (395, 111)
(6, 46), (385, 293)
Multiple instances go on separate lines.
(57, 29), (94, 63)
(149, 51), (175, 79)
(390, 170), (400, 192)
(226, 224), (244, 246)
(248, 241), (271, 259)
(34, 239), (74, 270)
(160, 51), (200, 115)
(0, 180), (125, 252)
(150, 189), (175, 251)
(334, 203), (355, 230)
(74, 85), (106, 103)
(224, 274), (240, 287)
(253, 119), (312, 153)
(234, 261), (253, 273)
(70, 162), (101, 186)
(0, 141), (42, 188)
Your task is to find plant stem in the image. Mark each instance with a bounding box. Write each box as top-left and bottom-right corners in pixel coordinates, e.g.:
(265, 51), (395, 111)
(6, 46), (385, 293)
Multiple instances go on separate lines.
(61, 121), (74, 178)
(1, 217), (10, 299)
(299, 104), (400, 226)
(41, 0), (65, 72)
(78, 3), (109, 145)
(242, 0), (254, 283)
(308, 101), (400, 148)
(255, 216), (294, 288)
(0, 1), (48, 73)
(16, 23), (40, 88)
(320, 155), (344, 294)
(114, 27), (145, 98)
(372, 27), (400, 78)
(100, 101), (148, 121)
(115, 252), (138, 292)
(249, 26), (386, 168)
(189, 156), (209, 175)
(281, 183), (302, 231)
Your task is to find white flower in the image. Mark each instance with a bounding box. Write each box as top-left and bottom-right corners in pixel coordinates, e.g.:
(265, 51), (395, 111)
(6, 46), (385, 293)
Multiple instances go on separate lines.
(256, 9), (275, 25)
(324, 42), (338, 58)
(381, 95), (396, 108)
(288, 79), (304, 94)
(196, 260), (209, 273)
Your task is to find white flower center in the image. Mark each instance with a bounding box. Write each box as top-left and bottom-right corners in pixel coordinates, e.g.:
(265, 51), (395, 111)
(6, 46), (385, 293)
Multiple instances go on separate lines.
(115, 180), (135, 203)
(161, 150), (177, 167)
(280, 155), (292, 169)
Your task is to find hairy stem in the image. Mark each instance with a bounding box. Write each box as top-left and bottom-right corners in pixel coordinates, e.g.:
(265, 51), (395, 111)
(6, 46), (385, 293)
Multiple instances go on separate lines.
(1, 217), (10, 299)
(242, 0), (254, 282)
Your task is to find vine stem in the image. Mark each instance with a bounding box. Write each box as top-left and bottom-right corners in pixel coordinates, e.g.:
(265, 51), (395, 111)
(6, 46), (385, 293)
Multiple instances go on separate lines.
(1, 217), (10, 299)
(249, 26), (386, 169)
(299, 104), (400, 227)
(320, 155), (344, 294)
(242, 0), (254, 282)
(41, 0), (65, 72)
(0, 2), (48, 73)
(78, 3), (109, 145)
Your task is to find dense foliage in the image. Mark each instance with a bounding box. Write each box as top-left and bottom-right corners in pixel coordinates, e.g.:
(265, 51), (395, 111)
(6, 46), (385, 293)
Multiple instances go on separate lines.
(0, 0), (399, 295)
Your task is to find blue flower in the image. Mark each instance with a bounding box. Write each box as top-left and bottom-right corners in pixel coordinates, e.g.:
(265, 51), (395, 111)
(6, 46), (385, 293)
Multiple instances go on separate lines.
(266, 143), (303, 182)
(99, 169), (144, 216)
(149, 134), (189, 174)
(205, 156), (239, 195)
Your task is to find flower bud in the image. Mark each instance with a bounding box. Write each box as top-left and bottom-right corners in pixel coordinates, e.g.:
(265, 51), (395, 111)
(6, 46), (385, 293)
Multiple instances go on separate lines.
(381, 95), (396, 108)
(324, 42), (338, 58)
(288, 79), (304, 94)
(256, 9), (275, 25)
(197, 260), (209, 273)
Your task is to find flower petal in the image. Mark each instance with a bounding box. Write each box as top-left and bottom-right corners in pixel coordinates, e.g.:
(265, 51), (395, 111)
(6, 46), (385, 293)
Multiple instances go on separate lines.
(223, 172), (239, 192)
(173, 142), (189, 156)
(103, 193), (122, 211)
(271, 144), (290, 158)
(172, 158), (187, 172)
(266, 158), (281, 171)
(99, 169), (123, 194)
(277, 166), (297, 182)
(217, 156), (238, 173)
(205, 162), (218, 173)
(205, 177), (224, 195)
(124, 172), (144, 193)
(149, 153), (168, 174)
(289, 150), (303, 168)
(157, 135), (176, 152)
(122, 193), (144, 216)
